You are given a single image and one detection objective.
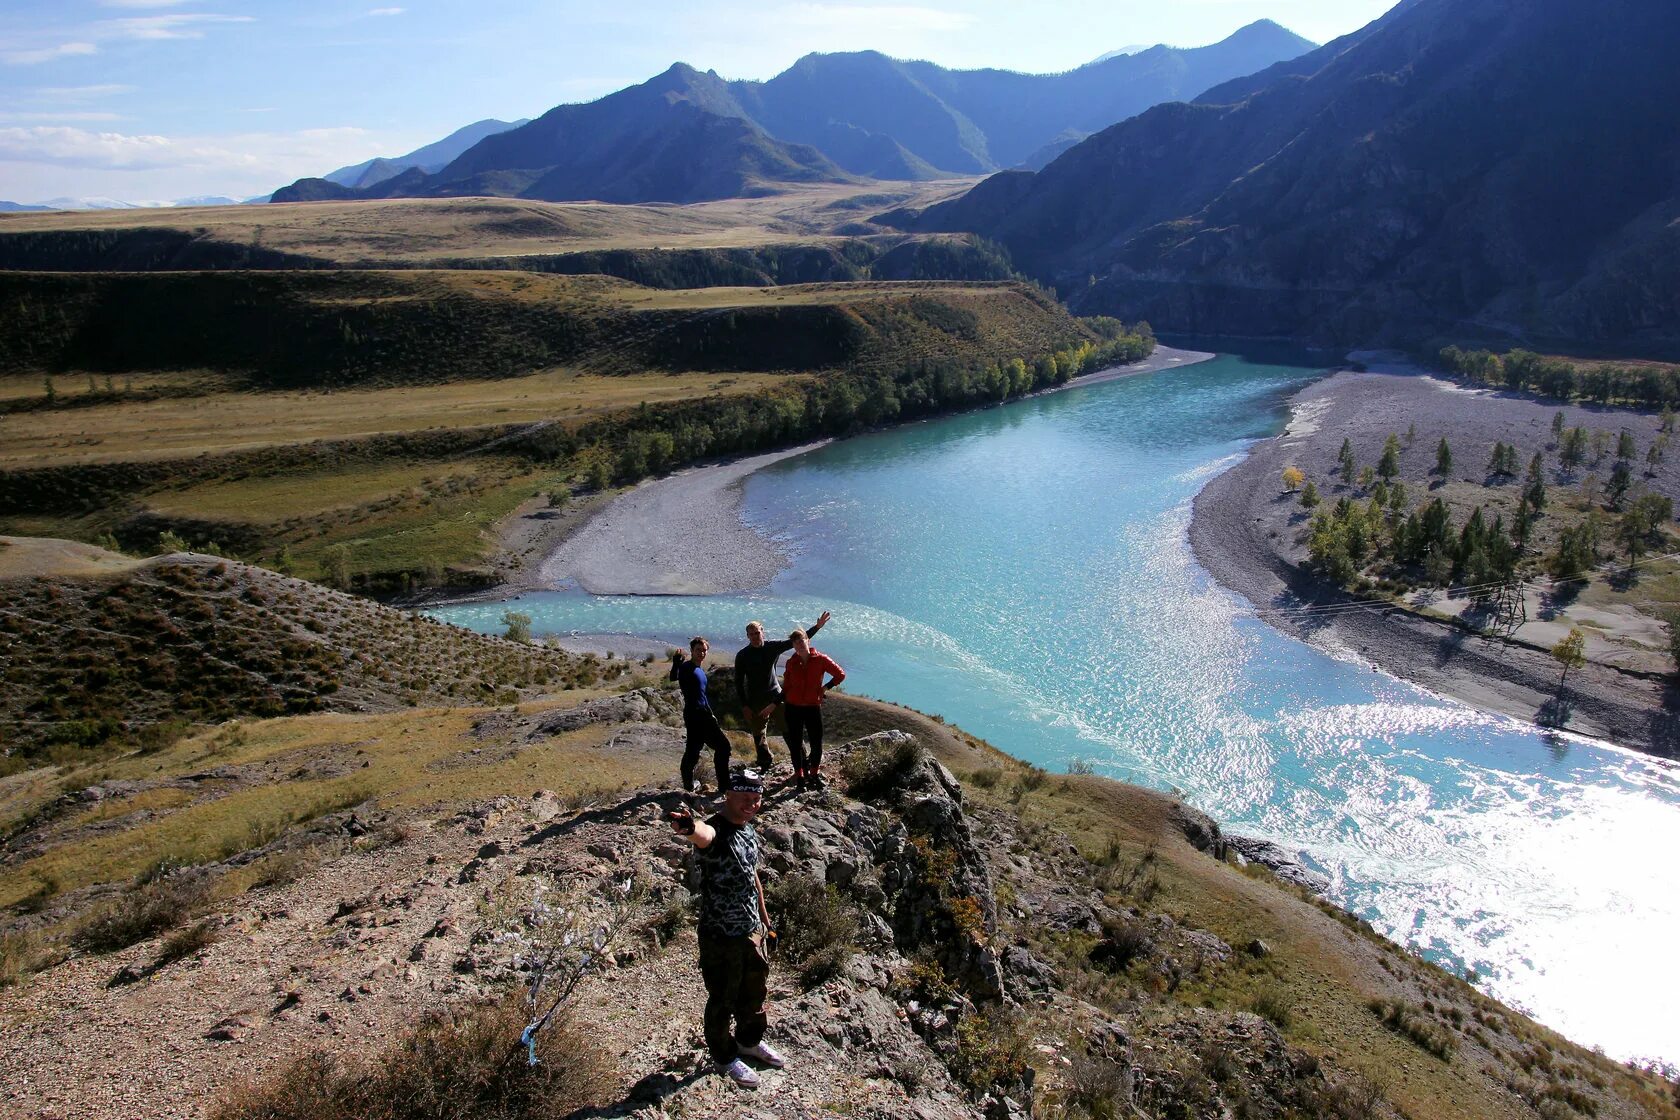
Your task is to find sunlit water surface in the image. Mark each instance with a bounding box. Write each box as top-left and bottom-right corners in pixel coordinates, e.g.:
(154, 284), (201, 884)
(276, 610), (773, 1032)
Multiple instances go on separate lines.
(432, 353), (1680, 1064)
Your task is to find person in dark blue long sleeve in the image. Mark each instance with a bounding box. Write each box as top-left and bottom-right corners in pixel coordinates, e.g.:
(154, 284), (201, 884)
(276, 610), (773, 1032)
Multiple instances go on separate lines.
(671, 636), (733, 793)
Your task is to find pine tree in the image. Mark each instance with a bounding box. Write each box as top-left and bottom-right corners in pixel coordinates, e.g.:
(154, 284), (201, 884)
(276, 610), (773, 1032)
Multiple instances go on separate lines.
(1524, 453), (1547, 511)
(1617, 429), (1636, 460)
(1435, 438), (1453, 478)
(1551, 411), (1565, 441)
(1378, 434), (1401, 480)
(1608, 459), (1633, 506)
(1338, 438), (1357, 483)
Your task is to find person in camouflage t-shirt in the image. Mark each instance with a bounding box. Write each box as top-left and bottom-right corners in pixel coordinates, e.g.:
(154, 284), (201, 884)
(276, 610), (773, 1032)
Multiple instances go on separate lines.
(666, 768), (785, 1090)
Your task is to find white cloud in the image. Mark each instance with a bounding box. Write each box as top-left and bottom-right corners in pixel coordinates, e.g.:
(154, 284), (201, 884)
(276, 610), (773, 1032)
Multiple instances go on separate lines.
(99, 14), (254, 41)
(0, 112), (125, 123)
(367, 7), (406, 15)
(3, 42), (98, 66)
(32, 84), (135, 99)
(0, 124), (374, 175)
(99, 0), (197, 8)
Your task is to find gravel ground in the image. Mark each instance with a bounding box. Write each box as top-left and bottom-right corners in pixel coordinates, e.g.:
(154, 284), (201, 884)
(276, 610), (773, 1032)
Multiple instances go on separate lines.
(1189, 361), (1680, 756)
(537, 443), (825, 596)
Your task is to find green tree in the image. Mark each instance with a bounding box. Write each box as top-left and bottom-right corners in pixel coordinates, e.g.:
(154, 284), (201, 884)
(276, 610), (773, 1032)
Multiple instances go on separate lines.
(1560, 427), (1587, 471)
(274, 546), (295, 576)
(1300, 480), (1320, 509)
(42, 376), (55, 403)
(1404, 422), (1416, 448)
(546, 488), (570, 509)
(1607, 460), (1633, 507)
(1617, 429), (1637, 460)
(1377, 435), (1401, 481)
(587, 458), (612, 493)
(157, 530), (189, 554)
(1338, 438), (1357, 484)
(1551, 628), (1586, 688)
(323, 544), (352, 590)
(502, 611), (533, 643)
(1551, 411), (1565, 441)
(1435, 438), (1453, 478)
(1523, 453), (1547, 511)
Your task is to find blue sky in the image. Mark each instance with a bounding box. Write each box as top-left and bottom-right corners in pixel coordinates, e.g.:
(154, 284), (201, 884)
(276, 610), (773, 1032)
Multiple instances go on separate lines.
(0, 0), (1398, 202)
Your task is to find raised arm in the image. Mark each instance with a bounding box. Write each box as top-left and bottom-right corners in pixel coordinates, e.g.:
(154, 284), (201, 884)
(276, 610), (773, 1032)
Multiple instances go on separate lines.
(807, 610), (832, 638)
(667, 806), (716, 849)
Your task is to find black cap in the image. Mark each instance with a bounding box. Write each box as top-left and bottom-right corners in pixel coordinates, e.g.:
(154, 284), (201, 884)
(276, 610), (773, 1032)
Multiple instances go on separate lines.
(727, 767), (764, 794)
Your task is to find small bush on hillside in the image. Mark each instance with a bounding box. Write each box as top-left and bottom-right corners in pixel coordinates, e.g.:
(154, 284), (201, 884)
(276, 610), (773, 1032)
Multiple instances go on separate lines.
(842, 735), (925, 799)
(766, 875), (857, 987)
(211, 990), (607, 1120)
(77, 870), (209, 953)
(1059, 1046), (1133, 1120)
(0, 929), (41, 987)
(1252, 984), (1293, 1029)
(967, 765), (1003, 789)
(951, 1006), (1034, 1095)
(153, 919), (219, 969)
(1369, 998), (1456, 1060)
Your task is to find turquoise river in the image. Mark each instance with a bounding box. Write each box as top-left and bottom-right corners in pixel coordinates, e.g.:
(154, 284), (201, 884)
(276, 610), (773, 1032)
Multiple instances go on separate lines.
(432, 351), (1680, 1065)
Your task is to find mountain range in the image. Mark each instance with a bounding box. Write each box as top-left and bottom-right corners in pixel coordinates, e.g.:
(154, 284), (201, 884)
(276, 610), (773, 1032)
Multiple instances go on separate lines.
(909, 0), (1680, 349)
(272, 20), (1313, 206)
(318, 117), (528, 190)
(0, 196), (243, 212)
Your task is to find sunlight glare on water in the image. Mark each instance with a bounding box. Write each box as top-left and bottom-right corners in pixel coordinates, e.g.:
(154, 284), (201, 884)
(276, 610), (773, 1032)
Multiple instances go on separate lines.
(431, 352), (1680, 1064)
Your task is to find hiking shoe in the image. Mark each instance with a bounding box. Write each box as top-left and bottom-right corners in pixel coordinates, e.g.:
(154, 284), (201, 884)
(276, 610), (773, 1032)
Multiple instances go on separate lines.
(755, 749), (775, 771)
(793, 770), (808, 792)
(719, 1058), (760, 1089)
(739, 1040), (786, 1069)
(809, 770), (827, 790)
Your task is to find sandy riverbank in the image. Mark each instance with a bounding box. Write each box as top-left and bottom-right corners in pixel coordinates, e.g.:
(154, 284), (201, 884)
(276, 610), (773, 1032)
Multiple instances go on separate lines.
(1189, 363), (1680, 756)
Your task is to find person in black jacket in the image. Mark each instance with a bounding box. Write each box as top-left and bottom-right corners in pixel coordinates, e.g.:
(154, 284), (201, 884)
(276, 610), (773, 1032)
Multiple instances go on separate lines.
(671, 636), (732, 793)
(734, 611), (831, 771)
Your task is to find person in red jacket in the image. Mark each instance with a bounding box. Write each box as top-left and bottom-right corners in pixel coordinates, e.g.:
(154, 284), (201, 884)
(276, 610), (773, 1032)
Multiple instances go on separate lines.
(779, 628), (845, 791)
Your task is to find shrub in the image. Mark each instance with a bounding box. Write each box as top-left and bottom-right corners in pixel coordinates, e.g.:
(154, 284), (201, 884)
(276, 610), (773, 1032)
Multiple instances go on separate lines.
(1065, 757), (1095, 776)
(951, 1007), (1034, 1094)
(1089, 914), (1152, 973)
(968, 765), (1003, 789)
(153, 919), (219, 969)
(1061, 1047), (1133, 1120)
(248, 846), (319, 890)
(765, 874), (857, 987)
(1369, 998), (1456, 1060)
(1252, 984), (1293, 1029)
(77, 872), (210, 953)
(842, 735), (925, 799)
(0, 929), (40, 987)
(211, 990), (607, 1120)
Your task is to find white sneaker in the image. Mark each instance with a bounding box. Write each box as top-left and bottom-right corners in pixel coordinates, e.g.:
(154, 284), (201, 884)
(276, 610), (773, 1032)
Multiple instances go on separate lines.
(719, 1057), (760, 1089)
(738, 1040), (786, 1069)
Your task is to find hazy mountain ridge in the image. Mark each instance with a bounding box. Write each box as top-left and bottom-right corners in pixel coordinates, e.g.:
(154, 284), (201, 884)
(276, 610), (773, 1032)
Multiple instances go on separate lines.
(320, 117), (530, 190)
(272, 21), (1313, 206)
(910, 0), (1680, 350)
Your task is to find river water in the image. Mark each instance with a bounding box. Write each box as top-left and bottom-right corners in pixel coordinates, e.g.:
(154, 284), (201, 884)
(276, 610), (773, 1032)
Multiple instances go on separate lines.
(431, 352), (1680, 1065)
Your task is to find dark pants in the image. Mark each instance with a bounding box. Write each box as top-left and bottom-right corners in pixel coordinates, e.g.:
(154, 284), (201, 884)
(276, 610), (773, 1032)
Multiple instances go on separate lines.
(681, 709), (731, 791)
(742, 702), (781, 769)
(698, 932), (769, 1063)
(783, 703), (823, 773)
